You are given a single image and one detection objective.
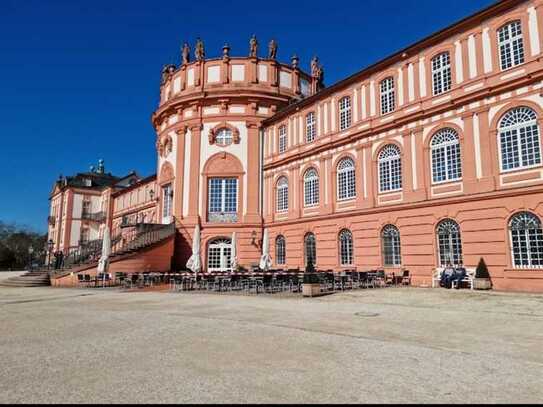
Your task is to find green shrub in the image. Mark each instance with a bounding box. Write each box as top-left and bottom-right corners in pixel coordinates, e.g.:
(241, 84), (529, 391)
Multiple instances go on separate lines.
(475, 257), (490, 279)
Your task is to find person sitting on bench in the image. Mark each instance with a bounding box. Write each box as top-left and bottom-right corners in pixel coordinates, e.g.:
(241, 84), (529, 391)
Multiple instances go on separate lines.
(440, 262), (455, 289)
(452, 261), (467, 290)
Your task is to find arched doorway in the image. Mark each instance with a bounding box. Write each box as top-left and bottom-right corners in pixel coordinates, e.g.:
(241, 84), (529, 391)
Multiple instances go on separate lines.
(207, 238), (232, 272)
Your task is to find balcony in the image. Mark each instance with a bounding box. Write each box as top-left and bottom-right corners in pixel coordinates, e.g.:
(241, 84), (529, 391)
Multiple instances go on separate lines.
(81, 211), (106, 223)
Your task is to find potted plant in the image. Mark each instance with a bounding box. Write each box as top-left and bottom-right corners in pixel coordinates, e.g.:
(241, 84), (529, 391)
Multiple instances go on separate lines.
(302, 258), (322, 297)
(473, 257), (492, 290)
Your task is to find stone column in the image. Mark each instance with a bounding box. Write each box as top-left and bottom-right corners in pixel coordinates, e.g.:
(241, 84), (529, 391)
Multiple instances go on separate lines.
(185, 122), (202, 224)
(245, 121), (261, 223)
(173, 125), (187, 220)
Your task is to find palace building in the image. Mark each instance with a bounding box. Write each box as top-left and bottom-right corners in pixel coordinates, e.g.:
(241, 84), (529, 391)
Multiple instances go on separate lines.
(48, 0), (543, 292)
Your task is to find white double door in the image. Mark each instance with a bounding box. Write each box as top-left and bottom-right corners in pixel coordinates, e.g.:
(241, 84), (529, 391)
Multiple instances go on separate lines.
(207, 238), (232, 272)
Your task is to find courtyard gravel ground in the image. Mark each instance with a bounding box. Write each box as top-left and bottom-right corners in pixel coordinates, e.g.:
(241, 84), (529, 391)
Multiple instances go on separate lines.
(0, 286), (542, 404)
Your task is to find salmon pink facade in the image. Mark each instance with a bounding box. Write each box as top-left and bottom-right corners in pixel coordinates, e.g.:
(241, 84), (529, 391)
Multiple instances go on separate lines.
(48, 0), (543, 292)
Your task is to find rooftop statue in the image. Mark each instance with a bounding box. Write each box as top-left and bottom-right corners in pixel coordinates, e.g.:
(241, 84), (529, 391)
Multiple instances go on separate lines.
(161, 64), (177, 84)
(291, 54), (299, 69)
(268, 39), (277, 59)
(311, 56), (325, 87)
(222, 43), (230, 60)
(249, 35), (258, 58)
(181, 42), (190, 65)
(195, 38), (205, 62)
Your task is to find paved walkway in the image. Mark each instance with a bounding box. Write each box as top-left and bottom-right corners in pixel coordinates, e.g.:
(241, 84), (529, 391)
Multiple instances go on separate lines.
(0, 286), (542, 403)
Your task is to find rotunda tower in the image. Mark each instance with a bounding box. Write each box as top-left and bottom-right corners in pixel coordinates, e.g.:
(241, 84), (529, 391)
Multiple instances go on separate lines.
(152, 38), (316, 270)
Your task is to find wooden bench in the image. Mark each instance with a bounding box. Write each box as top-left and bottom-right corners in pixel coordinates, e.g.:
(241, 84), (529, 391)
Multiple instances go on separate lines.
(432, 267), (475, 290)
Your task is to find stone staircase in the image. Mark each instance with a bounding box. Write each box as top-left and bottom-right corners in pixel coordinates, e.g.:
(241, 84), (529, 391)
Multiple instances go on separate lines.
(0, 271), (51, 287)
(51, 222), (176, 280)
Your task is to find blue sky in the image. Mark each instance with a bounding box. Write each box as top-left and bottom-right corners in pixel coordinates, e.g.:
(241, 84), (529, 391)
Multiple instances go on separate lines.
(0, 0), (495, 232)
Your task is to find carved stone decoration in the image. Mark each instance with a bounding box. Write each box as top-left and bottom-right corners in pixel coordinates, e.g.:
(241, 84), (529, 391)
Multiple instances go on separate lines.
(208, 122), (240, 146)
(195, 37), (205, 61)
(268, 39), (277, 59)
(156, 134), (173, 157)
(159, 161), (175, 185)
(182, 42), (191, 65)
(249, 34), (258, 58)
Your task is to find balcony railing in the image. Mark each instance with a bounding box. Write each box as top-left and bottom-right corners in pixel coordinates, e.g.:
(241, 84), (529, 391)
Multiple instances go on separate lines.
(81, 211), (106, 223)
(208, 212), (238, 223)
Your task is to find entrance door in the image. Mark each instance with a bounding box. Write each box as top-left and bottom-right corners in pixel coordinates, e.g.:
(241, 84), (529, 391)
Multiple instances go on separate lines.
(207, 238), (232, 272)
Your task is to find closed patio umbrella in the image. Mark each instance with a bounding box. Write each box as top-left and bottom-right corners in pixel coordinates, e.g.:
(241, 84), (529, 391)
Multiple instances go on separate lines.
(186, 224), (202, 274)
(230, 232), (238, 272)
(97, 226), (111, 286)
(259, 228), (272, 271)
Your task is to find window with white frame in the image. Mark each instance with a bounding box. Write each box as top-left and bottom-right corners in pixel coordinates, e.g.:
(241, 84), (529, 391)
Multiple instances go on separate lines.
(304, 233), (317, 265)
(339, 96), (352, 131)
(382, 225), (401, 267)
(337, 157), (356, 200)
(162, 184), (173, 219)
(498, 20), (525, 71)
(380, 77), (395, 115)
(303, 168), (319, 207)
(378, 144), (402, 192)
(215, 128), (233, 146)
(278, 125), (287, 153)
(276, 177), (289, 212)
(339, 229), (354, 266)
(510, 212), (543, 268)
(208, 178), (238, 222)
(306, 112), (316, 142)
(432, 52), (452, 96)
(499, 107), (541, 171)
(431, 128), (462, 183)
(436, 219), (463, 266)
(276, 235), (286, 265)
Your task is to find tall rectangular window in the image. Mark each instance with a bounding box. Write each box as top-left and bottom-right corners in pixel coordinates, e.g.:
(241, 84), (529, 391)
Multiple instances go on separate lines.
(278, 125), (287, 153)
(498, 21), (525, 71)
(380, 77), (395, 115)
(162, 184), (173, 220)
(339, 97), (352, 131)
(306, 112), (316, 142)
(432, 52), (452, 95)
(208, 178), (238, 222)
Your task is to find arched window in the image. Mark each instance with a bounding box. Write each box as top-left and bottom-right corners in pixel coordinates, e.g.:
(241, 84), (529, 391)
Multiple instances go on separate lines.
(432, 52), (452, 95)
(382, 225), (401, 267)
(337, 157), (356, 200)
(306, 112), (316, 143)
(303, 168), (319, 207)
(276, 177), (289, 213)
(436, 219), (463, 266)
(499, 107), (541, 171)
(215, 128), (233, 146)
(498, 20), (525, 71)
(380, 77), (395, 115)
(339, 96), (352, 131)
(278, 125), (287, 153)
(431, 128), (462, 183)
(304, 232), (317, 265)
(510, 212), (543, 268)
(339, 229), (354, 266)
(378, 144), (402, 192)
(276, 235), (286, 265)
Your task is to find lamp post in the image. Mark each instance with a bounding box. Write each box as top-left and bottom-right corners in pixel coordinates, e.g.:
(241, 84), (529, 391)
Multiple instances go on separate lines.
(47, 239), (54, 270)
(27, 246), (34, 271)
